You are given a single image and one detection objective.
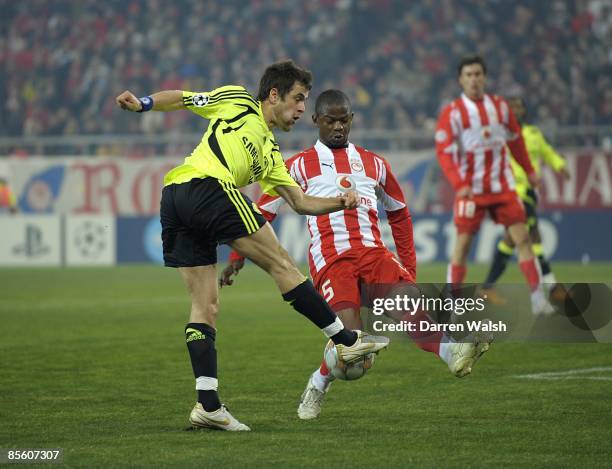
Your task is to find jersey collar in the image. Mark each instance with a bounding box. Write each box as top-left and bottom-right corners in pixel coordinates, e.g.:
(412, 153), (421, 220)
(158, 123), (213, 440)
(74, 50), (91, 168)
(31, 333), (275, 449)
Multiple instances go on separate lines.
(315, 139), (350, 150)
(461, 92), (486, 103)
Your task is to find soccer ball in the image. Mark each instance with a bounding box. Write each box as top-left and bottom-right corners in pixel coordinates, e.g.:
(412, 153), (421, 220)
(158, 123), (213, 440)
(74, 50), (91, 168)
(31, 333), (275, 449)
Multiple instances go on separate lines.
(323, 339), (376, 381)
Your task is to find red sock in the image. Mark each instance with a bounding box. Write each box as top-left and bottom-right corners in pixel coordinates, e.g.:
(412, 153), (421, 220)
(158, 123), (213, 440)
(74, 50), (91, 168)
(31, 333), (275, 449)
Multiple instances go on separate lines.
(319, 359), (330, 376)
(447, 264), (467, 285)
(401, 311), (442, 355)
(519, 258), (541, 292)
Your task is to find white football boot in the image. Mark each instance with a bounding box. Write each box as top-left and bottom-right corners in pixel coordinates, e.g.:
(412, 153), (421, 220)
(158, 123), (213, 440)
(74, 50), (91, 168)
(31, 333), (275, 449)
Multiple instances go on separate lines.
(447, 332), (493, 378)
(531, 287), (556, 316)
(189, 403), (251, 431)
(297, 376), (327, 420)
(334, 330), (389, 364)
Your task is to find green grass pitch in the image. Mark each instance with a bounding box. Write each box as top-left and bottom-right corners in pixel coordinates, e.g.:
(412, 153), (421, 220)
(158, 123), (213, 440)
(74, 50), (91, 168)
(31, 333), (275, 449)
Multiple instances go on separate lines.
(1, 263), (611, 467)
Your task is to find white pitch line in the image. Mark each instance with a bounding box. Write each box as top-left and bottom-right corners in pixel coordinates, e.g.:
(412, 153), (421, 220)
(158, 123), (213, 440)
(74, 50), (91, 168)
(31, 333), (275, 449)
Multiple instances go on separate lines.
(519, 376), (612, 381)
(514, 367), (612, 381)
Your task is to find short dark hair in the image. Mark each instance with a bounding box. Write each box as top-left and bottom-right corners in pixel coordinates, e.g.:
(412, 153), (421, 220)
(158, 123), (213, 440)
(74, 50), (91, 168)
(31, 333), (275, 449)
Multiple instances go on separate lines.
(457, 55), (487, 76)
(256, 60), (313, 101)
(314, 89), (352, 115)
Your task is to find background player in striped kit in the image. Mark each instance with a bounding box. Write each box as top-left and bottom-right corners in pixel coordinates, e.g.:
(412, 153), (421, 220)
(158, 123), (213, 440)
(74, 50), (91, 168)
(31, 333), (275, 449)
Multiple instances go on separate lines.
(435, 55), (555, 316)
(480, 95), (570, 304)
(222, 90), (492, 420)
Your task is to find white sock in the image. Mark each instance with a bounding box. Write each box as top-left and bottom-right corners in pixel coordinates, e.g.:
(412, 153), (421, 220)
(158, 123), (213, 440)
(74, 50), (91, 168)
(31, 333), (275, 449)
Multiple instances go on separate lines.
(439, 337), (457, 365)
(543, 272), (557, 284)
(311, 369), (332, 392)
(531, 285), (546, 302)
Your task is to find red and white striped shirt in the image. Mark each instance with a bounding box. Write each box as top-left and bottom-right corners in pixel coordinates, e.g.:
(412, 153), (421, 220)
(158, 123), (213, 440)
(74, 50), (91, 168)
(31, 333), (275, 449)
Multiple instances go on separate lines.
(253, 140), (415, 277)
(435, 93), (534, 195)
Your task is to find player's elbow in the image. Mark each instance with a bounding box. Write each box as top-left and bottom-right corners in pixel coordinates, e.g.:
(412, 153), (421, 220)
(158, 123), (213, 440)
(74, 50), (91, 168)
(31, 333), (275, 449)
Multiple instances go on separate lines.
(291, 204), (309, 215)
(285, 196), (309, 215)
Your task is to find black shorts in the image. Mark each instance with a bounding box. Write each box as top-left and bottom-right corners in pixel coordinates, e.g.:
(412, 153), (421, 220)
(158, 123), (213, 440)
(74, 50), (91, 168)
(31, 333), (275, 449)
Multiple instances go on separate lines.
(523, 188), (538, 228)
(160, 177), (267, 267)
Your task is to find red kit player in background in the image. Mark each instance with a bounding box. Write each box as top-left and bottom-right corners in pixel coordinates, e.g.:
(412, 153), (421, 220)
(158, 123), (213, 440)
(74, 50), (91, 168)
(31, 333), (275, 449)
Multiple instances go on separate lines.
(223, 90), (492, 420)
(435, 55), (554, 316)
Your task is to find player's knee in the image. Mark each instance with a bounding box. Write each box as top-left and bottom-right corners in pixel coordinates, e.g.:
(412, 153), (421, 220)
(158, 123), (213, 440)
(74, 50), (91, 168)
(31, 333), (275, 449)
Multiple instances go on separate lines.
(514, 231), (530, 249)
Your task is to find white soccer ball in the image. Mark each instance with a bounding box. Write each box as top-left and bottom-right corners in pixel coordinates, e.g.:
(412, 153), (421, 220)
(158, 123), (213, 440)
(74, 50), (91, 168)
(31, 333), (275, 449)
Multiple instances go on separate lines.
(323, 339), (376, 381)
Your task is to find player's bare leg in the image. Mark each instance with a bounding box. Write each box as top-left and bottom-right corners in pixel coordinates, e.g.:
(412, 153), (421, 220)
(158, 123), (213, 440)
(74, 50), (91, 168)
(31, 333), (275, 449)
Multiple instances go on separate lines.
(298, 308), (361, 420)
(508, 223), (555, 315)
(179, 265), (250, 431)
(230, 224), (388, 350)
(230, 222), (306, 293)
(180, 266), (220, 326)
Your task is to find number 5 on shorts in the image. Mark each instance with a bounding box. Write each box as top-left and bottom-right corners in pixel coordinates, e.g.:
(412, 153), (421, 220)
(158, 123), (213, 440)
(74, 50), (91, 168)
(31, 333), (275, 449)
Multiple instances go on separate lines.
(321, 279), (335, 302)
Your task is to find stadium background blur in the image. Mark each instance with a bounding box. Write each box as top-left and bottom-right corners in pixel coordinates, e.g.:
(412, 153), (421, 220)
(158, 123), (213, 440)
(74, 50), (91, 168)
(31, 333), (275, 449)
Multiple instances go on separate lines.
(1, 2), (611, 466)
(1, 0), (611, 267)
(1, 0), (611, 150)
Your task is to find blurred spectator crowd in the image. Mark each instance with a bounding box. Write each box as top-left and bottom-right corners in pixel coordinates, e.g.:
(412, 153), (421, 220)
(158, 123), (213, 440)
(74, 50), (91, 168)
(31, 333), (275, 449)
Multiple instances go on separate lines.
(1, 0), (611, 153)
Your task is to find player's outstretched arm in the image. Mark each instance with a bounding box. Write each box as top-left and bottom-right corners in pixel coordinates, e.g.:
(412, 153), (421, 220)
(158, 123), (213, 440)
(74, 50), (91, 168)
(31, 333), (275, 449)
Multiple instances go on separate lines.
(275, 185), (359, 215)
(116, 90), (186, 112)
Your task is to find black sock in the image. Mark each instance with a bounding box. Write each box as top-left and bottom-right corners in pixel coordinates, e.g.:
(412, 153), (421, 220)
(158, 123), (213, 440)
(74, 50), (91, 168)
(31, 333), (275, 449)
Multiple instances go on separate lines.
(185, 323), (221, 412)
(538, 255), (552, 276)
(282, 280), (357, 346)
(483, 248), (511, 289)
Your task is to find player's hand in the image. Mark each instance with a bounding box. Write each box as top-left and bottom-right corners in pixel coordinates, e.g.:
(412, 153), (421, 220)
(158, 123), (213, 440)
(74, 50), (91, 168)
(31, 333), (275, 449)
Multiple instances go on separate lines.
(456, 185), (473, 199)
(219, 259), (245, 288)
(527, 172), (541, 188)
(560, 167), (571, 180)
(340, 190), (360, 209)
(116, 90), (142, 112)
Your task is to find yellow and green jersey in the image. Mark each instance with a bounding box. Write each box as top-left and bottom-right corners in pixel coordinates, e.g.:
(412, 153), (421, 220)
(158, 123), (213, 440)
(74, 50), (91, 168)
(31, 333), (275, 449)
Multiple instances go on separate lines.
(163, 85), (298, 195)
(510, 124), (566, 202)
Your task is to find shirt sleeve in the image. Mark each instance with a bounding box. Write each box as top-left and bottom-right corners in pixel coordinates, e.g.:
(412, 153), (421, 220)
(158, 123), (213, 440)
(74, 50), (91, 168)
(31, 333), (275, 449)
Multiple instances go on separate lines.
(258, 151), (299, 195)
(435, 104), (466, 191)
(376, 158), (416, 278)
(535, 127), (566, 172)
(182, 86), (258, 119)
(257, 192), (285, 222)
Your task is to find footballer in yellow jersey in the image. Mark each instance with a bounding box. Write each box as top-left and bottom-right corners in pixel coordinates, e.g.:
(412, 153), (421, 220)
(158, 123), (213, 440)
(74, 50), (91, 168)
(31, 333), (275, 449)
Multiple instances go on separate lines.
(116, 60), (388, 431)
(482, 97), (570, 303)
(511, 122), (568, 208)
(164, 86), (298, 195)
